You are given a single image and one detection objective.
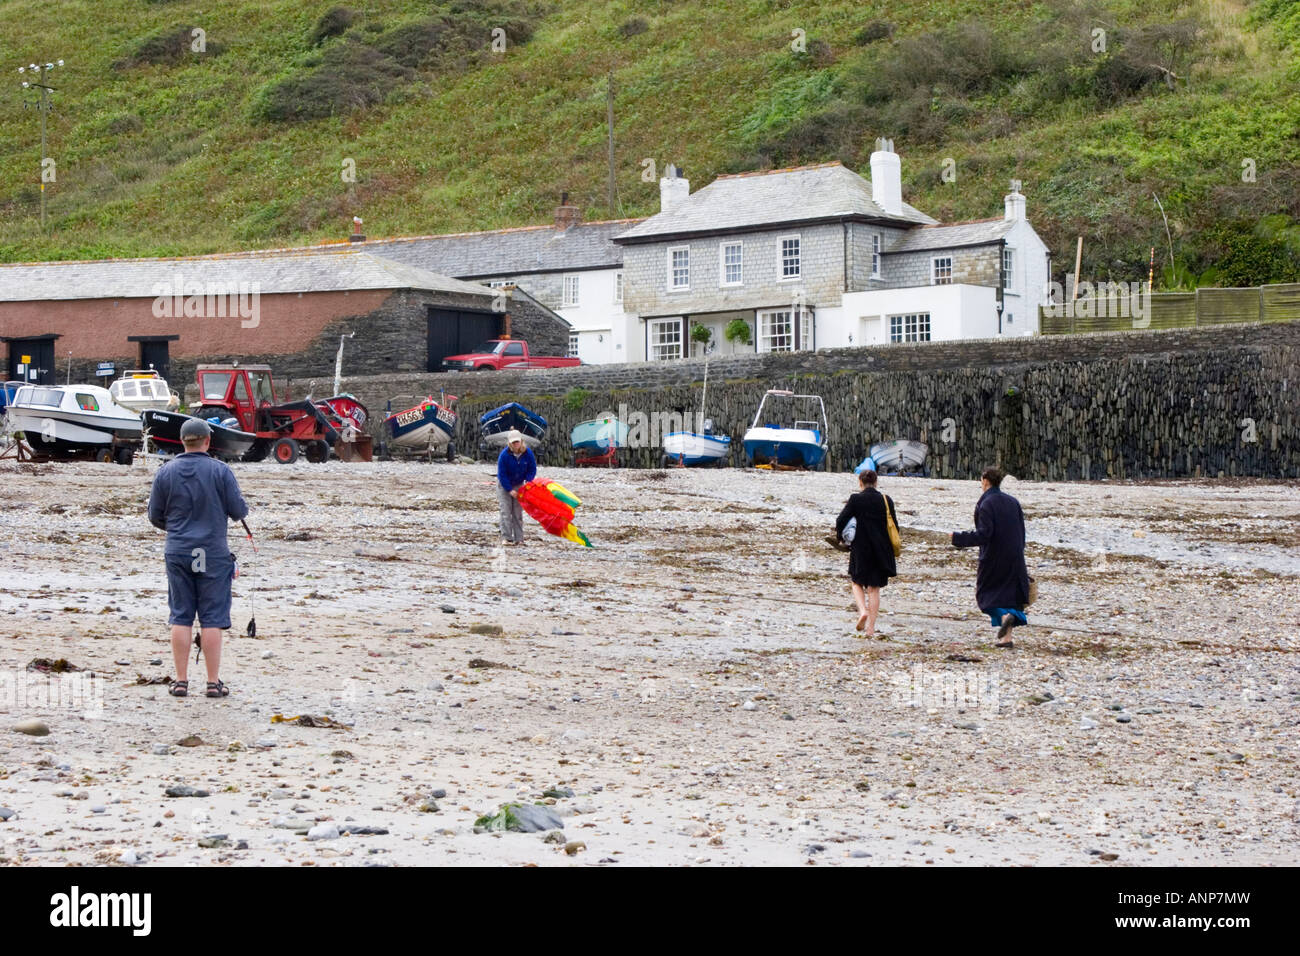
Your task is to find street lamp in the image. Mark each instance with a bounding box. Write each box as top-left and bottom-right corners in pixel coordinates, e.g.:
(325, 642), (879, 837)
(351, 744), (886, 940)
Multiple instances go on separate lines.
(16, 57), (65, 229)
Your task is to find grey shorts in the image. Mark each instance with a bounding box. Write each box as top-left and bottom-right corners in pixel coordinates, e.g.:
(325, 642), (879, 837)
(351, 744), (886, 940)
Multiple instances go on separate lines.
(165, 553), (234, 629)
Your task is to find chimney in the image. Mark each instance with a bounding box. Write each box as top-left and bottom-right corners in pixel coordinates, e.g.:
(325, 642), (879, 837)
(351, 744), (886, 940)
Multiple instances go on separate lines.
(659, 164), (689, 214)
(869, 138), (903, 216)
(554, 191), (582, 230)
(1004, 179), (1026, 221)
(348, 215), (365, 242)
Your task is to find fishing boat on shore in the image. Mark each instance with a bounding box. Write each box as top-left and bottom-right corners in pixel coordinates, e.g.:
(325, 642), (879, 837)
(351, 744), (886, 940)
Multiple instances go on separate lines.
(662, 359), (731, 467)
(385, 395), (457, 457)
(479, 402), (547, 450)
(571, 415), (629, 467)
(108, 369), (177, 413)
(742, 389), (829, 470)
(6, 384), (143, 462)
(141, 409), (257, 461)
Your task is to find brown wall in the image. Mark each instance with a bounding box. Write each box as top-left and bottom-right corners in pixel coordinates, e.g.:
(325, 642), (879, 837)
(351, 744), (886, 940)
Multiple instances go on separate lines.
(0, 289), (392, 362)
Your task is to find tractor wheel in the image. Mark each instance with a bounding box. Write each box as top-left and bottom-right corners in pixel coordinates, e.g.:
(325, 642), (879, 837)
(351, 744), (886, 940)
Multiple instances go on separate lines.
(195, 405), (227, 422)
(94, 448), (114, 464)
(242, 440), (270, 463)
(304, 439), (330, 463)
(272, 438), (300, 464)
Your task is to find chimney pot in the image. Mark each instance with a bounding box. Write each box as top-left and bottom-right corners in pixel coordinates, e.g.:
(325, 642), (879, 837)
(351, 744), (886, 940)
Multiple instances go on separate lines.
(659, 166), (690, 214)
(869, 142), (903, 216)
(554, 196), (582, 230)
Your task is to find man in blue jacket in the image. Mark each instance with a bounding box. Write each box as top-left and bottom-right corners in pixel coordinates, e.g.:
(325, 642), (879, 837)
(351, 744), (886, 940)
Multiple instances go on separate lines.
(496, 429), (536, 545)
(952, 466), (1030, 647)
(148, 418), (249, 697)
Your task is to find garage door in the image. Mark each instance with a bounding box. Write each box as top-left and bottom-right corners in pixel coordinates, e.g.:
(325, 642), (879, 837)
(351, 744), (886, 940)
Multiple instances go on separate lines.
(6, 337), (56, 385)
(426, 308), (501, 371)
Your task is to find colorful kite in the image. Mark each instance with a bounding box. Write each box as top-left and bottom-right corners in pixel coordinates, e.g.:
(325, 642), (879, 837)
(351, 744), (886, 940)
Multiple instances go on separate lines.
(516, 478), (592, 547)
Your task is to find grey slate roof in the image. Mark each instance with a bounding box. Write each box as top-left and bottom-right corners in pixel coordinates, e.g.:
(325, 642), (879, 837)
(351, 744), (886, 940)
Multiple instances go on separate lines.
(615, 162), (937, 243)
(0, 248), (495, 302)
(362, 219), (639, 278)
(884, 218), (1016, 254)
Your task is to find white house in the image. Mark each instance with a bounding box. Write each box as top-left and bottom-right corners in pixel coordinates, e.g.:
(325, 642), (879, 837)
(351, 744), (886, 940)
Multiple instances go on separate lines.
(612, 143), (1051, 360)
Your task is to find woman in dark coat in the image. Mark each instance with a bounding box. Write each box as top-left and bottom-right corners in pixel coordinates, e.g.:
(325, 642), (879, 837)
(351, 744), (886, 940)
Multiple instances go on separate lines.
(835, 470), (898, 635)
(951, 466), (1030, 647)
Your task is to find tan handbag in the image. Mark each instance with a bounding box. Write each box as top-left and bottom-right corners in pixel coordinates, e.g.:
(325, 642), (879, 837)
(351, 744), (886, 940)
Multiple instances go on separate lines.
(885, 495), (902, 557)
(1027, 576), (1038, 605)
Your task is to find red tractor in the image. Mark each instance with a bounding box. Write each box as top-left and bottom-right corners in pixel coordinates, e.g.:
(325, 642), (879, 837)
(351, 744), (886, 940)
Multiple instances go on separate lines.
(193, 364), (370, 463)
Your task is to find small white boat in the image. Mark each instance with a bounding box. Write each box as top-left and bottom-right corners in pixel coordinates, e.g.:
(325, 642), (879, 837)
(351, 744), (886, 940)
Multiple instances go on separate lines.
(7, 384), (143, 461)
(109, 369), (177, 413)
(742, 389), (829, 469)
(662, 427), (731, 467)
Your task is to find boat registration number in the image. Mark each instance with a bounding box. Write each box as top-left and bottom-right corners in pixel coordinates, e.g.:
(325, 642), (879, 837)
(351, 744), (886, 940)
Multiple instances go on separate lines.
(394, 408), (425, 427)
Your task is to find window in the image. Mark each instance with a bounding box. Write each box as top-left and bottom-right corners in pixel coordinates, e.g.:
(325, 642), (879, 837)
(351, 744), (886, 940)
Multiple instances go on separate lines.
(503, 341), (525, 357)
(562, 274), (580, 307)
(26, 387), (63, 407)
(234, 376), (250, 402)
(757, 308), (812, 352)
(200, 372), (232, 401)
(1002, 247), (1014, 289)
(649, 318), (683, 361)
(871, 234), (881, 278)
(568, 333), (579, 358)
(613, 271), (623, 303)
(487, 279), (510, 289)
(720, 241), (743, 286)
(779, 235), (801, 280)
(931, 257), (953, 285)
(252, 372), (274, 404)
(889, 313), (931, 343)
(75, 393), (99, 412)
(669, 247), (690, 290)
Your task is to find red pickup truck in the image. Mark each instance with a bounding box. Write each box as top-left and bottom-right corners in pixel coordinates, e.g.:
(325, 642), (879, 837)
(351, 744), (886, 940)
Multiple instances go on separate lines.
(441, 339), (581, 371)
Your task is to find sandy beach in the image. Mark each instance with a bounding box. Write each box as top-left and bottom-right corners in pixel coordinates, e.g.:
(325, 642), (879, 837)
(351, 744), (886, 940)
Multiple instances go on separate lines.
(0, 458), (1296, 867)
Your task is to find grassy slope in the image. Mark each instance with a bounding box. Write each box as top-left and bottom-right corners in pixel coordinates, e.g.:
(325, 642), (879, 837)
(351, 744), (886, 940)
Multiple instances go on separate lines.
(0, 0), (1296, 285)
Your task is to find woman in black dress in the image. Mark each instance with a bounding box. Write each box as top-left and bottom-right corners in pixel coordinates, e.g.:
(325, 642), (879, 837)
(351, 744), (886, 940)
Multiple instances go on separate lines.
(834, 470), (898, 635)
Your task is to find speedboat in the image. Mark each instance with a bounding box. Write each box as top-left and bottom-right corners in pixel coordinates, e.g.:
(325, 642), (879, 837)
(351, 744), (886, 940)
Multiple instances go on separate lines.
(108, 369), (176, 413)
(869, 439), (929, 476)
(479, 402), (547, 450)
(742, 389), (828, 470)
(141, 409), (257, 461)
(385, 396), (457, 451)
(6, 384), (143, 461)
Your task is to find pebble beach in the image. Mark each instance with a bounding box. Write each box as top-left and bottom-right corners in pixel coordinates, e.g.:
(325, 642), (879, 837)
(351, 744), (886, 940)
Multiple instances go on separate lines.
(0, 458), (1296, 866)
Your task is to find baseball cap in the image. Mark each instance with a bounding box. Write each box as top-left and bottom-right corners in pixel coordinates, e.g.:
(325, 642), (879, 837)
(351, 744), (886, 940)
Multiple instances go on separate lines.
(506, 429), (524, 445)
(180, 417), (212, 441)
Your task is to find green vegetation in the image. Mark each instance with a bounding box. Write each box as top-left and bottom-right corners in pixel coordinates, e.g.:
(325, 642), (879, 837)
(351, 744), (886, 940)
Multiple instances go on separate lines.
(724, 319), (753, 346)
(0, 0), (1296, 286)
(562, 386), (589, 412)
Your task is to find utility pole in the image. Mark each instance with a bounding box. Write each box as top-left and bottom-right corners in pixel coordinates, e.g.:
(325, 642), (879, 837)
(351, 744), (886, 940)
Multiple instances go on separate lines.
(606, 71), (616, 214)
(17, 58), (64, 229)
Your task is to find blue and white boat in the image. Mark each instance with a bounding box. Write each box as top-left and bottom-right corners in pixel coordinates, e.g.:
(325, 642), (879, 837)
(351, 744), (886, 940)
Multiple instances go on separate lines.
(386, 396), (457, 451)
(663, 428), (731, 467)
(571, 416), (629, 452)
(479, 402), (547, 450)
(743, 389), (829, 470)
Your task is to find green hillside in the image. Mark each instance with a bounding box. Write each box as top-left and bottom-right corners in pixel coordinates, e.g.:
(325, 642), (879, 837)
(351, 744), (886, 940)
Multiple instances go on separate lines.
(1, 0), (1298, 287)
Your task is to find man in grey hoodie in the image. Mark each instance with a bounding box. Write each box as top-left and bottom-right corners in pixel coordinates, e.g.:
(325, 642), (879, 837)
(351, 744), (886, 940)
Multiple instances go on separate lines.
(147, 418), (249, 698)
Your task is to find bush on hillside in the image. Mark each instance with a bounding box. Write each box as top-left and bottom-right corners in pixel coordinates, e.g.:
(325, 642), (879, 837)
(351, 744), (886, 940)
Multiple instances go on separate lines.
(618, 17), (649, 39)
(114, 25), (225, 69)
(312, 7), (358, 46)
(852, 20), (893, 45)
(250, 38), (416, 122)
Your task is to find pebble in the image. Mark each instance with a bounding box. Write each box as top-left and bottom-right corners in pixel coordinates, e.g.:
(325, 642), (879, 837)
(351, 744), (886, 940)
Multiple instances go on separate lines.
(742, 700), (758, 711)
(151, 744), (171, 756)
(564, 841), (586, 855)
(849, 850), (872, 858)
(164, 785), (209, 798)
(306, 823), (340, 841)
(90, 805), (106, 814)
(149, 658), (162, 666)
(0, 808), (15, 821)
(13, 719), (50, 737)
(260, 651), (274, 660)
(227, 740), (246, 752)
(439, 605), (456, 613)
(254, 737), (277, 748)
(430, 788), (448, 799)
(1080, 718), (1098, 730)
(119, 849), (139, 864)
(1116, 715), (1132, 724)
(818, 704), (836, 715)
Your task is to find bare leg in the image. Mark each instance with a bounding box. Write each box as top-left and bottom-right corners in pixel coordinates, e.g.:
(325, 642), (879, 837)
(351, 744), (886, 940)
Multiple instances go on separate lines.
(170, 625), (191, 682)
(200, 627), (222, 684)
(851, 583), (868, 631)
(864, 586), (881, 636)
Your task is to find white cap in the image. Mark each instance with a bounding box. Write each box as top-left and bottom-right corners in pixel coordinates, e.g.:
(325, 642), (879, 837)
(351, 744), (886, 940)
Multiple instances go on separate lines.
(506, 429), (524, 445)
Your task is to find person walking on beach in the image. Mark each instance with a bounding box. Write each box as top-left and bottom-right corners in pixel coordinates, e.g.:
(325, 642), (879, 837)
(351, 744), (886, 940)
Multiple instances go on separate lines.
(496, 429), (536, 546)
(147, 418), (249, 697)
(951, 466), (1029, 647)
(834, 469), (898, 636)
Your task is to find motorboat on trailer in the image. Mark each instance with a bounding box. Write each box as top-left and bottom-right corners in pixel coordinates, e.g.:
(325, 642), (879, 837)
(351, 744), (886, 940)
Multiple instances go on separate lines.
(6, 384), (143, 462)
(742, 389), (829, 470)
(108, 369), (177, 413)
(140, 409), (257, 461)
(661, 360), (731, 467)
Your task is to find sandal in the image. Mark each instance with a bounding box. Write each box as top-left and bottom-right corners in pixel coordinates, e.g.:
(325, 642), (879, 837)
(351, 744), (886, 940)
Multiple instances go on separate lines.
(206, 680), (229, 698)
(169, 680), (188, 697)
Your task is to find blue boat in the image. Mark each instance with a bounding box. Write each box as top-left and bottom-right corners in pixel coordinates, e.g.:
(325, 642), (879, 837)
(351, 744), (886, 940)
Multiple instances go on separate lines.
(479, 402), (547, 450)
(0, 381), (22, 416)
(662, 429), (731, 467)
(742, 389), (829, 470)
(571, 416), (629, 452)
